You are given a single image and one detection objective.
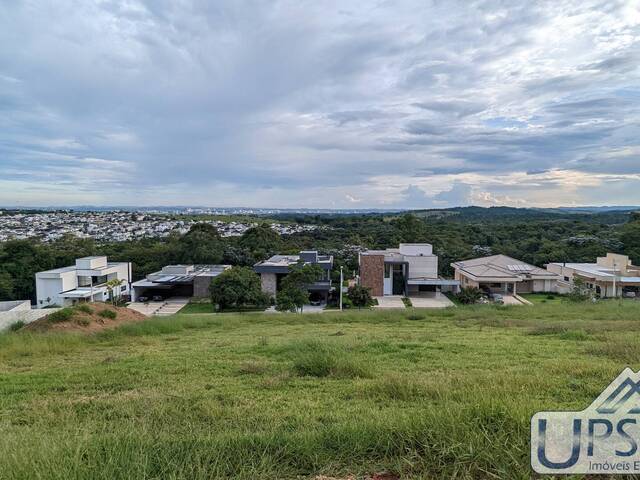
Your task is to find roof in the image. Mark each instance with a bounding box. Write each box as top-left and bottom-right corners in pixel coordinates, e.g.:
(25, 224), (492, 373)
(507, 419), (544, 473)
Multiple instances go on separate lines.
(144, 265), (230, 285)
(453, 254), (558, 281)
(254, 251), (333, 273)
(549, 262), (640, 281)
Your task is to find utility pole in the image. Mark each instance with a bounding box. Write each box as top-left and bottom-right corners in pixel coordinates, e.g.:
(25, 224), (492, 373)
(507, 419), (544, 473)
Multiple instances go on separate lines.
(339, 266), (343, 311)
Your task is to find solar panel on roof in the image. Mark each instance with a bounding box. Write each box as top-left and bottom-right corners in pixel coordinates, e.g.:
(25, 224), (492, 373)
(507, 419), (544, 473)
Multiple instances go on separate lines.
(507, 264), (533, 272)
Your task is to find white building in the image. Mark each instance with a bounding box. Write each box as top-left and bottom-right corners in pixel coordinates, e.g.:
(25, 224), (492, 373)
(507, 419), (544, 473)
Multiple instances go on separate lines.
(359, 243), (459, 297)
(35, 256), (131, 308)
(547, 253), (640, 298)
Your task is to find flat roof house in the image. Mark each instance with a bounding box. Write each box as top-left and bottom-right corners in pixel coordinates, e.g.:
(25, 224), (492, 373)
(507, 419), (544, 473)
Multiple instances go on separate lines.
(35, 256), (131, 308)
(131, 264), (231, 301)
(253, 251), (333, 302)
(359, 243), (459, 297)
(452, 254), (560, 295)
(547, 253), (640, 298)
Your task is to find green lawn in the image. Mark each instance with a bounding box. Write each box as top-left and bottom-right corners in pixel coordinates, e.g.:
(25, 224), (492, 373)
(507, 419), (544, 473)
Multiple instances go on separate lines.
(1, 303), (639, 479)
(520, 292), (566, 305)
(179, 301), (216, 314)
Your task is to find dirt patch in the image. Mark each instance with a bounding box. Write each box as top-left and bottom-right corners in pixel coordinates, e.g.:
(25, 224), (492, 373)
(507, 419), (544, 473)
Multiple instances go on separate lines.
(25, 303), (147, 333)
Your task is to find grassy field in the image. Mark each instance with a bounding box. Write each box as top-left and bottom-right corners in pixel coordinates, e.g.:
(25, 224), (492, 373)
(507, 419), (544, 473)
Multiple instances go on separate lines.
(520, 293), (565, 305)
(1, 302), (639, 479)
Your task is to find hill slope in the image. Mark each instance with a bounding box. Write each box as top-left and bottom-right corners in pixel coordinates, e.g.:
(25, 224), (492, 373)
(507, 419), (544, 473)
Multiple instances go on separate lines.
(1, 303), (638, 479)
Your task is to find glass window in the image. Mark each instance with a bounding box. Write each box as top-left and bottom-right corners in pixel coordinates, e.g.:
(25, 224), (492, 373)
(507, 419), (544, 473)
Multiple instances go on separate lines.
(384, 264), (391, 278)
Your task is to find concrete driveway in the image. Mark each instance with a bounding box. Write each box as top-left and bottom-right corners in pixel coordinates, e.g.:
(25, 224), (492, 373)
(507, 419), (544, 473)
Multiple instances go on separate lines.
(128, 297), (190, 316)
(408, 293), (455, 308)
(373, 296), (406, 309)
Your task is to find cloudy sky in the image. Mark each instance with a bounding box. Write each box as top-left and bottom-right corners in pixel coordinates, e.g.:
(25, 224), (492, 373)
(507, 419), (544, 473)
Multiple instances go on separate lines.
(1, 0), (639, 208)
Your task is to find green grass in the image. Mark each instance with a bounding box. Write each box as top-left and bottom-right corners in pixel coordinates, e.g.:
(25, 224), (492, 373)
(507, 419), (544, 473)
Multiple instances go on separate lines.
(179, 301), (216, 314)
(520, 292), (565, 305)
(1, 303), (639, 479)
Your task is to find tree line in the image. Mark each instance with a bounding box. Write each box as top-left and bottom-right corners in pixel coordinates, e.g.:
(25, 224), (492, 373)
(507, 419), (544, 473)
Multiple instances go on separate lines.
(1, 209), (639, 303)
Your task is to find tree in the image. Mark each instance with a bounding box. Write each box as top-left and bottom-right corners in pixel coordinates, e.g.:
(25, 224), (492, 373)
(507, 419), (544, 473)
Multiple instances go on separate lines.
(276, 263), (323, 313)
(621, 212), (640, 265)
(178, 223), (223, 264)
(346, 285), (373, 309)
(456, 287), (483, 305)
(209, 267), (269, 311)
(567, 277), (593, 302)
(0, 270), (14, 301)
(240, 223), (280, 260)
(105, 278), (124, 305)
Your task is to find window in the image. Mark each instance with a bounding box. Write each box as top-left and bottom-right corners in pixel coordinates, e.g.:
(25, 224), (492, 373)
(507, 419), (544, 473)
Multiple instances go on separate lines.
(121, 285), (126, 291)
(564, 276), (570, 282)
(384, 264), (391, 278)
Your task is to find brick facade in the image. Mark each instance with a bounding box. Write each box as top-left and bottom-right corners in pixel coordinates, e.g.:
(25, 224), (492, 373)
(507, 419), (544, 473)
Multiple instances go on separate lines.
(359, 254), (384, 296)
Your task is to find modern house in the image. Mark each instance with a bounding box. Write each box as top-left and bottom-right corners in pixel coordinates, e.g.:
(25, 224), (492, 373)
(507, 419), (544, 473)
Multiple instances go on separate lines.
(452, 254), (560, 295)
(35, 256), (131, 308)
(546, 253), (640, 298)
(131, 264), (231, 301)
(359, 243), (459, 297)
(253, 250), (333, 302)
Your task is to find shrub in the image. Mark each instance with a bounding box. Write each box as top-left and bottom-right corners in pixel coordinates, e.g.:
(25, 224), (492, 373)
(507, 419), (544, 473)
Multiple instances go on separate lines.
(98, 309), (117, 320)
(76, 304), (93, 314)
(546, 295), (556, 300)
(47, 308), (74, 323)
(9, 321), (25, 332)
(457, 287), (483, 305)
(402, 297), (413, 308)
(346, 285), (374, 309)
(75, 318), (91, 326)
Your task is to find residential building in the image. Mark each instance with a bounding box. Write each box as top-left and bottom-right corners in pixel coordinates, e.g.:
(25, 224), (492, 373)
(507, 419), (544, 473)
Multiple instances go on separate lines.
(359, 243), (459, 297)
(253, 250), (333, 302)
(35, 256), (131, 308)
(547, 253), (640, 298)
(131, 264), (231, 301)
(452, 254), (560, 295)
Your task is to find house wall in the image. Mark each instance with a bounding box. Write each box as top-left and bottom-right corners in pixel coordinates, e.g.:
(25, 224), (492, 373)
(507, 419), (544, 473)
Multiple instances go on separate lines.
(36, 270), (78, 308)
(193, 276), (212, 298)
(261, 273), (277, 297)
(406, 255), (438, 279)
(455, 270), (479, 289)
(359, 254), (384, 296)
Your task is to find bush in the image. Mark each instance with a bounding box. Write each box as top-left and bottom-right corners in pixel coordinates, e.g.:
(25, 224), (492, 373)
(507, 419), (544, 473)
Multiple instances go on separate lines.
(76, 304), (93, 314)
(457, 287), (483, 305)
(98, 309), (117, 320)
(75, 318), (91, 326)
(346, 285), (374, 309)
(9, 321), (25, 332)
(47, 308), (74, 323)
(402, 297), (413, 308)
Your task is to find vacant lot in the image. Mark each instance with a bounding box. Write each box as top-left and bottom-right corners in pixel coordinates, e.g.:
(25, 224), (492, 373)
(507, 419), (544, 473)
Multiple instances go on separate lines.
(1, 302), (638, 479)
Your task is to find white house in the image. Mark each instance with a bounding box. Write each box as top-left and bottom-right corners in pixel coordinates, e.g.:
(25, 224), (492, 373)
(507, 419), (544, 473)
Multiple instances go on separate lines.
(359, 243), (459, 297)
(35, 256), (131, 308)
(547, 253), (640, 298)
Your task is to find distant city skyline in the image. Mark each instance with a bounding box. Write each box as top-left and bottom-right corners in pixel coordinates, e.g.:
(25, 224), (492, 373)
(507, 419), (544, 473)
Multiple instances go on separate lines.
(1, 1), (639, 208)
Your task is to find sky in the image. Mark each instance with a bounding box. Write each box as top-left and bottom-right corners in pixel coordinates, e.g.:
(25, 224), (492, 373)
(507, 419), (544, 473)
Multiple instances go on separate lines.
(0, 0), (639, 209)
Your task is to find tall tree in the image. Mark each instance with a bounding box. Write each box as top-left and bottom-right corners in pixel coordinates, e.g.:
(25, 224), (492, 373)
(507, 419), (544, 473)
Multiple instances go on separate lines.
(276, 263), (323, 313)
